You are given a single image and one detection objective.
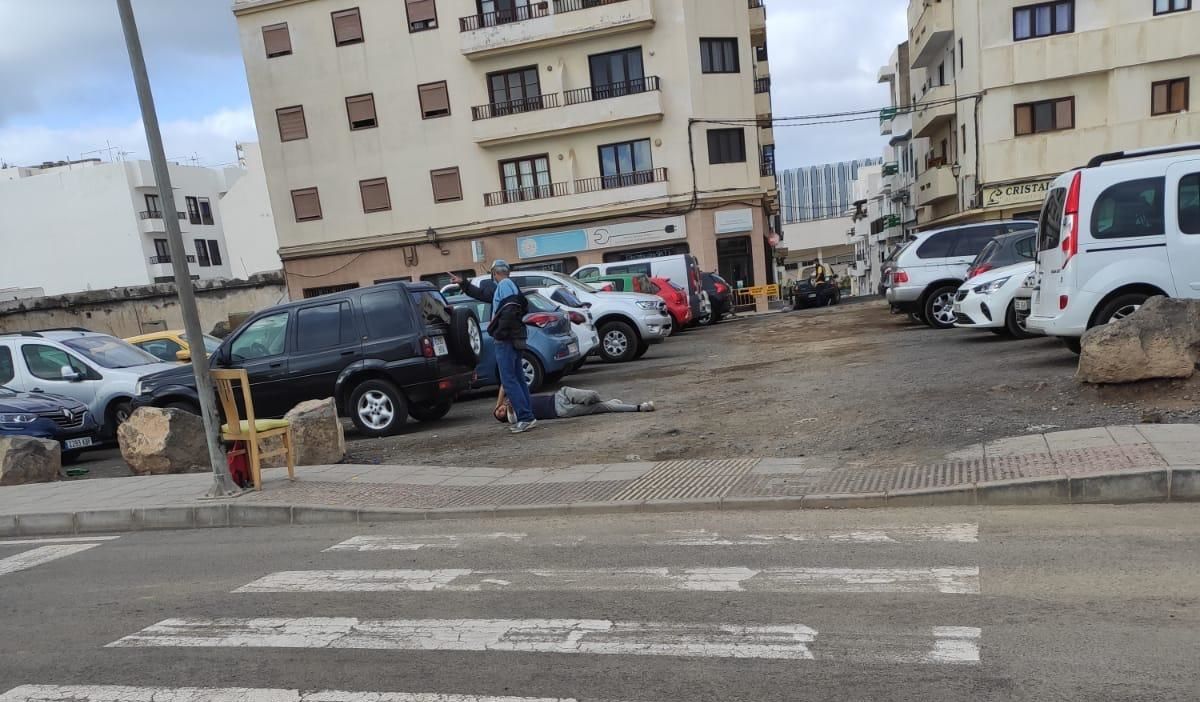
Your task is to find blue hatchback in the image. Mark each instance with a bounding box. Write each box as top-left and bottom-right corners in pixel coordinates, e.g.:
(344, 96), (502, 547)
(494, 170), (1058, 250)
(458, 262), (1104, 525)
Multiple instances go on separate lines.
(446, 292), (580, 392)
(0, 385), (101, 460)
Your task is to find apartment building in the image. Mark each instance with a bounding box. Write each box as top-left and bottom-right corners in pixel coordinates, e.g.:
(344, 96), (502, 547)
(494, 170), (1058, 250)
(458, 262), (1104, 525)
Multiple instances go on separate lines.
(778, 157), (882, 224)
(232, 0), (778, 300)
(906, 0), (1200, 228)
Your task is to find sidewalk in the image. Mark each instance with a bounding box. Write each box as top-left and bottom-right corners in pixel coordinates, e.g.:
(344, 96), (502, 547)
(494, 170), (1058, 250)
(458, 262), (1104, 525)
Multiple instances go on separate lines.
(2, 424), (1197, 536)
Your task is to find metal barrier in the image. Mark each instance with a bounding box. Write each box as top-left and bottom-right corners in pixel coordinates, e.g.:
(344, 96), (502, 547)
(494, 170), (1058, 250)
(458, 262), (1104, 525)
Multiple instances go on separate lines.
(734, 284), (780, 307)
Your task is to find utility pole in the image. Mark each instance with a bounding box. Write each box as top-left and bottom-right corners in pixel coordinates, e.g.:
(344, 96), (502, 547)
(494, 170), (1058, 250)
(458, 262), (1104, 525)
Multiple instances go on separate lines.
(116, 0), (239, 497)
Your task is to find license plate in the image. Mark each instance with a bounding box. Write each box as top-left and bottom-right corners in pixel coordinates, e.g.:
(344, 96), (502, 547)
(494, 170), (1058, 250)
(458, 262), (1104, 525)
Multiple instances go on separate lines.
(807, 293), (817, 299)
(432, 336), (449, 356)
(1015, 299), (1030, 312)
(568, 342), (579, 355)
(64, 437), (93, 450)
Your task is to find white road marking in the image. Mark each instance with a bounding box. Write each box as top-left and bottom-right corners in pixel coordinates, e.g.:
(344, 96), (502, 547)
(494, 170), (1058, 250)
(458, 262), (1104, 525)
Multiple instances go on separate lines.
(325, 533), (530, 551)
(236, 567), (980, 595)
(108, 617), (980, 664)
(0, 686), (582, 702)
(657, 524), (979, 546)
(0, 544), (100, 576)
(0, 536), (120, 547)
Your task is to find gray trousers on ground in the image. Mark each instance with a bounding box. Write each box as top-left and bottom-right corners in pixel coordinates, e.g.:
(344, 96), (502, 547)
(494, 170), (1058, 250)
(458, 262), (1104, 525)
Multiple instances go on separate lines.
(554, 386), (640, 418)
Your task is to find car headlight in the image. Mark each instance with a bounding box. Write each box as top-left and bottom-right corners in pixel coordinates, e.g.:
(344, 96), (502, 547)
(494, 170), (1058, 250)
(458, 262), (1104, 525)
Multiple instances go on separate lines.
(973, 276), (1012, 295)
(636, 301), (660, 310)
(0, 413), (37, 424)
(135, 380), (147, 396)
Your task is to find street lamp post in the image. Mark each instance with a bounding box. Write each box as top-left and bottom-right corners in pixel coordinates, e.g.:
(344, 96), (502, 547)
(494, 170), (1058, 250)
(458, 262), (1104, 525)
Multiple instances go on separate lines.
(116, 0), (239, 497)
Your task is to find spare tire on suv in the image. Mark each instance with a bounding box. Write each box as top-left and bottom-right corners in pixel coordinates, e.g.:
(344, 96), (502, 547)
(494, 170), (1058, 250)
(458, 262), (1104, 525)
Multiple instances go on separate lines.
(449, 306), (482, 366)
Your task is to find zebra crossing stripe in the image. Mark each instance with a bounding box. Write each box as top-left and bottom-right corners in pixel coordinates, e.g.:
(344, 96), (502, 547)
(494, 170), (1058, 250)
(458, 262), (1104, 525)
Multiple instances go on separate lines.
(326, 534), (530, 551)
(0, 686), (583, 702)
(108, 617), (981, 664)
(236, 566), (980, 594)
(0, 544), (101, 577)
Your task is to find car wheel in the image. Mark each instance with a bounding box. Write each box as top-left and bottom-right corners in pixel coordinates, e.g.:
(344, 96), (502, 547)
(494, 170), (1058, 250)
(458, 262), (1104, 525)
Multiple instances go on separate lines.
(106, 400), (133, 439)
(634, 342), (650, 360)
(923, 285), (960, 330)
(408, 399), (453, 423)
(989, 327), (1010, 336)
(450, 306), (482, 366)
(696, 311), (713, 326)
(349, 379), (407, 437)
(521, 352), (545, 392)
(164, 400), (199, 414)
(1005, 301), (1037, 340)
(598, 321), (639, 363)
(1094, 293), (1152, 327)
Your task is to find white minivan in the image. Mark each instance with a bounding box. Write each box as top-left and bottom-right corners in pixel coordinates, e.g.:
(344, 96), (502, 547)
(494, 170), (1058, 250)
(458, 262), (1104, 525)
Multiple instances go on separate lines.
(1027, 144), (1200, 352)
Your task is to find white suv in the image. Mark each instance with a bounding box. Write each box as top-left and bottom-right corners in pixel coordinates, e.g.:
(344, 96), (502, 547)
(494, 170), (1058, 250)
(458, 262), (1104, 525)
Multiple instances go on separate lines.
(1027, 144), (1200, 352)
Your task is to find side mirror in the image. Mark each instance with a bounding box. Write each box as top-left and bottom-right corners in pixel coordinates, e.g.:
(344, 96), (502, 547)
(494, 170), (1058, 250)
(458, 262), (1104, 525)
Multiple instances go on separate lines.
(175, 349), (192, 363)
(60, 366), (82, 382)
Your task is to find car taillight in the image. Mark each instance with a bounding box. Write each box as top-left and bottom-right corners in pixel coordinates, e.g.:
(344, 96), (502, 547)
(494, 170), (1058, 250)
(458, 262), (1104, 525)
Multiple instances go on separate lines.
(1059, 295), (1069, 310)
(893, 270), (910, 284)
(420, 337), (435, 358)
(567, 311), (585, 325)
(523, 312), (557, 328)
(1061, 171), (1082, 267)
(715, 282), (728, 294)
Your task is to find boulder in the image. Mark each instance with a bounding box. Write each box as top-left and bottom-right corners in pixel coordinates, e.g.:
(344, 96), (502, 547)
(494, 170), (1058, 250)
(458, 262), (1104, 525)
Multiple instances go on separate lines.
(0, 436), (61, 485)
(118, 407), (210, 475)
(1077, 297), (1200, 384)
(261, 398), (345, 467)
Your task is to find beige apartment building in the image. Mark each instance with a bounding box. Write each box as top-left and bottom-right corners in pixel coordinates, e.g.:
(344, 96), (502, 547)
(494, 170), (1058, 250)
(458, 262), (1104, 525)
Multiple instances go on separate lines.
(232, 0), (778, 299)
(907, 0), (1200, 228)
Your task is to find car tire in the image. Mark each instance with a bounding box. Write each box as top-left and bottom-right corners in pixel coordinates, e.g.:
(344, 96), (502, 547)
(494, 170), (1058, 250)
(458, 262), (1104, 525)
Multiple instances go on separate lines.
(106, 399), (133, 439)
(989, 327), (1010, 336)
(696, 311), (714, 326)
(598, 320), (639, 363)
(521, 352), (545, 392)
(1094, 293), (1152, 328)
(634, 342), (650, 360)
(450, 306), (482, 366)
(1061, 337), (1082, 355)
(349, 379), (408, 437)
(1005, 302), (1037, 340)
(408, 399), (453, 423)
(923, 285), (960, 330)
(164, 400), (200, 414)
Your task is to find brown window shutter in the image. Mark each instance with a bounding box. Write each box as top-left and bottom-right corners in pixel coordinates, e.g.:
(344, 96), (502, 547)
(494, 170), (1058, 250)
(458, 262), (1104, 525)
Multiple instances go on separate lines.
(360, 178), (392, 213)
(291, 188), (322, 221)
(430, 168), (463, 203)
(418, 82), (450, 118)
(332, 8), (363, 45)
(1055, 98), (1074, 129)
(276, 106), (308, 142)
(346, 94), (377, 129)
(263, 23), (292, 58)
(1015, 105), (1032, 135)
(1170, 79), (1188, 112)
(406, 0), (437, 25)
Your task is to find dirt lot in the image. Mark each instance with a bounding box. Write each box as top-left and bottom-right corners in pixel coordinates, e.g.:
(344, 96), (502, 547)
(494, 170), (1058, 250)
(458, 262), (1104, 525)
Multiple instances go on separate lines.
(73, 299), (1198, 477)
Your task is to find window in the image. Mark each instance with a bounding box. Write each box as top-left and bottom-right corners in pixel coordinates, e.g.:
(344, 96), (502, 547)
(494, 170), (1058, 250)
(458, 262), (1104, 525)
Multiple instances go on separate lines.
(487, 66), (541, 113)
(302, 283), (359, 299)
(331, 7), (364, 46)
(375, 276), (412, 284)
(707, 128), (746, 164)
(262, 22), (292, 58)
(937, 62), (945, 86)
(755, 41), (767, 63)
(1014, 235), (1037, 260)
(207, 240), (222, 266)
(430, 168), (463, 203)
(296, 302), (355, 352)
(700, 38), (740, 73)
(291, 187), (322, 222)
(1152, 78), (1189, 116)
(1038, 187), (1067, 250)
(145, 193), (161, 216)
(589, 47), (645, 97)
(418, 81), (451, 119)
(1154, 0), (1191, 14)
(608, 262), (651, 276)
(196, 239), (210, 267)
(1013, 1), (1074, 40)
(409, 290), (452, 327)
(0, 347), (13, 385)
(405, 0), (438, 31)
(276, 105), (308, 141)
(198, 197), (214, 225)
(575, 266), (601, 281)
(598, 139), (653, 188)
(1180, 173), (1200, 235)
(421, 270), (476, 289)
(230, 313), (289, 361)
(950, 226), (1005, 258)
(359, 178), (392, 213)
(360, 289), (413, 339)
(959, 38), (964, 67)
(1014, 97), (1074, 135)
(21, 345), (94, 381)
(185, 196), (201, 224)
(346, 93), (378, 130)
(153, 238), (170, 260)
(499, 155), (552, 202)
(1091, 177), (1166, 239)
(962, 125), (968, 154)
(137, 338), (184, 363)
(916, 232), (955, 258)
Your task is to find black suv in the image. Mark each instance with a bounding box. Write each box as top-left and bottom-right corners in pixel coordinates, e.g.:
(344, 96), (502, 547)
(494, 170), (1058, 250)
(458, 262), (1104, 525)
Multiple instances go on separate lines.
(132, 282), (481, 436)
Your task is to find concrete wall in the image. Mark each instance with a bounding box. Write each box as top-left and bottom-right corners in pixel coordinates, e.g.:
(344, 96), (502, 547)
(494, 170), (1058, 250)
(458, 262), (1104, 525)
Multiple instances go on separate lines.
(783, 216), (854, 252)
(219, 143), (283, 278)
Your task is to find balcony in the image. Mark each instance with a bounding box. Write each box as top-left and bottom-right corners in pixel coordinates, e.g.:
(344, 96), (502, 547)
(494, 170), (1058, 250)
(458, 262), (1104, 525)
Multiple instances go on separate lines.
(147, 254), (196, 265)
(575, 167), (667, 194)
(909, 0), (953, 69)
(480, 172), (669, 223)
(916, 163), (957, 206)
(880, 107), (897, 136)
(484, 182), (570, 207)
(471, 80), (664, 147)
(138, 211), (187, 234)
(754, 79), (771, 117)
(147, 255), (196, 281)
(459, 0), (654, 60)
(759, 122), (774, 146)
(912, 83), (955, 139)
(749, 0), (766, 42)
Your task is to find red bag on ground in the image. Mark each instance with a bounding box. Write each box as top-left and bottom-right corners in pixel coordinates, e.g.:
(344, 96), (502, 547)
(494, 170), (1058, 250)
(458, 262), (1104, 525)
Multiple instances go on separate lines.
(227, 441), (251, 489)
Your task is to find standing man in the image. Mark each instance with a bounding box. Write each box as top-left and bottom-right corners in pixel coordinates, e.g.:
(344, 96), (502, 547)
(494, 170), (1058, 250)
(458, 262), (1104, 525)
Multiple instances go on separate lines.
(451, 263), (537, 433)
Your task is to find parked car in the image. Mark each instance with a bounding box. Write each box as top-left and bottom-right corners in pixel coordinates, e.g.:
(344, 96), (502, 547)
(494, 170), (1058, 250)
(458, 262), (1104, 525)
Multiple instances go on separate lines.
(952, 261), (1038, 339)
(573, 254), (711, 324)
(1012, 269), (1039, 334)
(0, 329), (177, 439)
(965, 229), (1038, 281)
(647, 276), (692, 332)
(791, 266), (842, 309)
(699, 272), (733, 325)
(125, 329), (223, 363)
(132, 282), (480, 437)
(0, 385), (100, 462)
(593, 273), (653, 294)
(445, 291), (579, 392)
(1027, 144), (1200, 353)
(886, 220), (1038, 329)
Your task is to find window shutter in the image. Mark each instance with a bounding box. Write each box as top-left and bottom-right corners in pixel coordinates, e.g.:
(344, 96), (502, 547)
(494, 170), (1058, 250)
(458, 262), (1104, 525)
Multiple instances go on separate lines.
(1015, 105), (1032, 135)
(1055, 98), (1073, 129)
(431, 168), (463, 203)
(263, 23), (292, 57)
(276, 106), (308, 141)
(346, 94), (377, 129)
(360, 178), (392, 213)
(292, 188), (322, 221)
(332, 8), (363, 45)
(1170, 80), (1188, 112)
(407, 0), (437, 25)
(418, 82), (450, 118)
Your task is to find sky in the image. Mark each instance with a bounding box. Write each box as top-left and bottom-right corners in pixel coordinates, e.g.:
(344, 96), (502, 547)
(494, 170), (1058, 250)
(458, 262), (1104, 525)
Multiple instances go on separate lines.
(0, 0), (907, 171)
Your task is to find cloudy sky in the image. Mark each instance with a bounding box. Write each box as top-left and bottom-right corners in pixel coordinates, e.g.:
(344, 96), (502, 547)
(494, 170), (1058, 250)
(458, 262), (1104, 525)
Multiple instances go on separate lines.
(0, 0), (907, 171)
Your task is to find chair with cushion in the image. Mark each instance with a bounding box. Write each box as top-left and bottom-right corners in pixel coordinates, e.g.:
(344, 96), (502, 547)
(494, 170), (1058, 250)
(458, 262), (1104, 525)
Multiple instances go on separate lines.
(211, 369), (294, 491)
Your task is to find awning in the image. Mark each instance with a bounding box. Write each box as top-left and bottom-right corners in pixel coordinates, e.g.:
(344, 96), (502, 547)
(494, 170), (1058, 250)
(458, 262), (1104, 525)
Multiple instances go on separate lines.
(888, 130), (913, 146)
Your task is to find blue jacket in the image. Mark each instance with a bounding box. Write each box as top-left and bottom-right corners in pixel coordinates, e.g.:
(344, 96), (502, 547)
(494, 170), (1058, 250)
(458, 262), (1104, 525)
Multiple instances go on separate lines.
(463, 278), (527, 347)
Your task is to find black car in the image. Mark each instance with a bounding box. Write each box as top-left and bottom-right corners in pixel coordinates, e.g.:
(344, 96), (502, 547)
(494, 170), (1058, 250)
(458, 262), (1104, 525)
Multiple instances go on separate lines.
(698, 272), (733, 325)
(792, 278), (841, 309)
(965, 229), (1038, 280)
(0, 385), (100, 461)
(132, 282), (481, 437)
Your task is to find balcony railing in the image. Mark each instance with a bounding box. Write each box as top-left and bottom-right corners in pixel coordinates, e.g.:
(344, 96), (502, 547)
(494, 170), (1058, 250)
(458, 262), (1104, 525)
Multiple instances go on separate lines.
(483, 182), (570, 206)
(471, 93), (560, 121)
(748, 0), (764, 8)
(139, 210), (187, 221)
(575, 167), (667, 194)
(926, 155), (948, 169)
(563, 76), (660, 105)
(754, 77), (771, 94)
(148, 254), (196, 264)
(553, 0), (630, 13)
(760, 161), (776, 177)
(459, 2), (549, 31)
(882, 162), (900, 176)
(880, 107), (898, 123)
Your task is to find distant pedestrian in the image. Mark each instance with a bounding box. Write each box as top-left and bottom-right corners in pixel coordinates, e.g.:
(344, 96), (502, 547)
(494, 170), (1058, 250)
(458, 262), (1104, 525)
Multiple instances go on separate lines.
(494, 385), (655, 424)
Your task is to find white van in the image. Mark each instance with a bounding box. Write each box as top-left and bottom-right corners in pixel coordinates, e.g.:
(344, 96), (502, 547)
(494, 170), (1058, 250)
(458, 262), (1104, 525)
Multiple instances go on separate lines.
(573, 254), (710, 324)
(1027, 144), (1200, 352)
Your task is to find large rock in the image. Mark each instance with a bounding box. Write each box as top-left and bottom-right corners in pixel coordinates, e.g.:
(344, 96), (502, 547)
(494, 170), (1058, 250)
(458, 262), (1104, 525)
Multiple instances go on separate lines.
(118, 407), (210, 475)
(263, 398), (346, 467)
(0, 436), (61, 485)
(1078, 297), (1200, 384)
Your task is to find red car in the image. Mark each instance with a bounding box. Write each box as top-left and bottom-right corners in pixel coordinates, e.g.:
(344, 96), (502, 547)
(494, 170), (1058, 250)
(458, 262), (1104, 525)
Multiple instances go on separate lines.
(648, 276), (692, 333)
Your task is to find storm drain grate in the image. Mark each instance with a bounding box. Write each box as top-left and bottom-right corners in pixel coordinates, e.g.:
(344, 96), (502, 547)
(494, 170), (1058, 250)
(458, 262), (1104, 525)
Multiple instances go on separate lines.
(611, 459), (760, 501)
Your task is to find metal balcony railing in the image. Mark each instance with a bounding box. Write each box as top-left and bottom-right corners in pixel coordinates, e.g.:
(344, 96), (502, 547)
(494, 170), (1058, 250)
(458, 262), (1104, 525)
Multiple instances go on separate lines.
(483, 182), (570, 206)
(471, 93), (560, 120)
(574, 167), (667, 194)
(748, 0), (764, 8)
(139, 210), (187, 221)
(148, 254), (196, 264)
(754, 77), (771, 94)
(760, 161), (776, 177)
(563, 76), (660, 105)
(459, 2), (549, 31)
(553, 0), (631, 13)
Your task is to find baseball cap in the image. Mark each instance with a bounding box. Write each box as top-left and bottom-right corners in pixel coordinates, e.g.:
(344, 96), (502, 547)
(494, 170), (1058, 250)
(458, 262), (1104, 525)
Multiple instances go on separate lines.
(491, 259), (511, 272)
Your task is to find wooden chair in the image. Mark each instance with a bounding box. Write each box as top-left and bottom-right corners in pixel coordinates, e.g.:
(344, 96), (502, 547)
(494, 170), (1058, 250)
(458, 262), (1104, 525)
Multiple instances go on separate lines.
(211, 369), (295, 491)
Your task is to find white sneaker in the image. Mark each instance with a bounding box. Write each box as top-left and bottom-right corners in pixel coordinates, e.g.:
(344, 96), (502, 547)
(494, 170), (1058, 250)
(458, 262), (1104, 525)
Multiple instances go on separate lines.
(638, 401), (656, 412)
(511, 419), (538, 434)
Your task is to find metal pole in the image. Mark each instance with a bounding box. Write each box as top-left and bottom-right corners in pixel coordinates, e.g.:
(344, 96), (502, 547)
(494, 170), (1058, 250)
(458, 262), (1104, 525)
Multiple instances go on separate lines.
(116, 0), (239, 497)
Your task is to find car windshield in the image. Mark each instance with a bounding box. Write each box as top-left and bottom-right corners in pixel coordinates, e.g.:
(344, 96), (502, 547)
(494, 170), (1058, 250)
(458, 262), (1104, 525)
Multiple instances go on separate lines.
(554, 275), (600, 295)
(972, 240), (1001, 267)
(180, 333), (223, 353)
(62, 336), (161, 369)
(525, 293), (558, 312)
(549, 287), (584, 308)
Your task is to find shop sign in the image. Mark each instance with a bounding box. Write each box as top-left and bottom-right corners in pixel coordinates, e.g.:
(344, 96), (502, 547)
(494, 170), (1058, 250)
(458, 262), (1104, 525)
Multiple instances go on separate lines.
(715, 208), (754, 234)
(982, 179), (1053, 209)
(516, 216), (684, 260)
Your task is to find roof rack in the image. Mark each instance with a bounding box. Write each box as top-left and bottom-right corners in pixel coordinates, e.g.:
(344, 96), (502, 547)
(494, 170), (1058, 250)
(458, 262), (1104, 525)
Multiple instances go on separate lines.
(1087, 143), (1200, 169)
(0, 331), (43, 338)
(32, 327), (92, 333)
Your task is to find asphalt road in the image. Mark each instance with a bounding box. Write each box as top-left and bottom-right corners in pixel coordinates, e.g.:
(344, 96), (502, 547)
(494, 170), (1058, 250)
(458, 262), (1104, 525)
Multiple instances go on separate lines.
(2, 505), (1199, 701)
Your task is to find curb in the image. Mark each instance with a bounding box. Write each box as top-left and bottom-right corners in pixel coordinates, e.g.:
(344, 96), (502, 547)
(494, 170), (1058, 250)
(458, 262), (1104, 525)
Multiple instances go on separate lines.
(2, 468), (1197, 538)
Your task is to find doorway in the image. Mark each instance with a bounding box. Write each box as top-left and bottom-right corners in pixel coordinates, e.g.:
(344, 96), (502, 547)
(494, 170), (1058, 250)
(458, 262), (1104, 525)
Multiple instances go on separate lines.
(717, 236), (753, 289)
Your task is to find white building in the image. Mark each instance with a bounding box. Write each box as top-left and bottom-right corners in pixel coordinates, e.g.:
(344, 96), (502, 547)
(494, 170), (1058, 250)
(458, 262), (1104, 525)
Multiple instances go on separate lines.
(220, 143), (283, 279)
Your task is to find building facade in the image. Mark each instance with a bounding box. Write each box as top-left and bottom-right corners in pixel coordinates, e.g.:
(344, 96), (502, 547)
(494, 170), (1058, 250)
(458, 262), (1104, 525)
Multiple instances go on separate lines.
(778, 157), (882, 224)
(232, 0), (778, 301)
(220, 143), (284, 279)
(907, 0), (1200, 228)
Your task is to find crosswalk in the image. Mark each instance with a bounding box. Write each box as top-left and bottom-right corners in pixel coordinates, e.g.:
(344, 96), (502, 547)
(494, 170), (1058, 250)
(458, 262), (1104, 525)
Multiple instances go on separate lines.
(3, 521), (986, 700)
(0, 535), (118, 577)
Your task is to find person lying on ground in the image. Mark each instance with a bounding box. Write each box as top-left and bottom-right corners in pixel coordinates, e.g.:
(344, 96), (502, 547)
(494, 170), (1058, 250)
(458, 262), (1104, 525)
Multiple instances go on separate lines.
(493, 385), (655, 424)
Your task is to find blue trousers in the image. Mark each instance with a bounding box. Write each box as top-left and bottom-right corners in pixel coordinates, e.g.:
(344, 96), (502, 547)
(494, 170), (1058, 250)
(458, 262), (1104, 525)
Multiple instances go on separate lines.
(495, 341), (534, 423)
